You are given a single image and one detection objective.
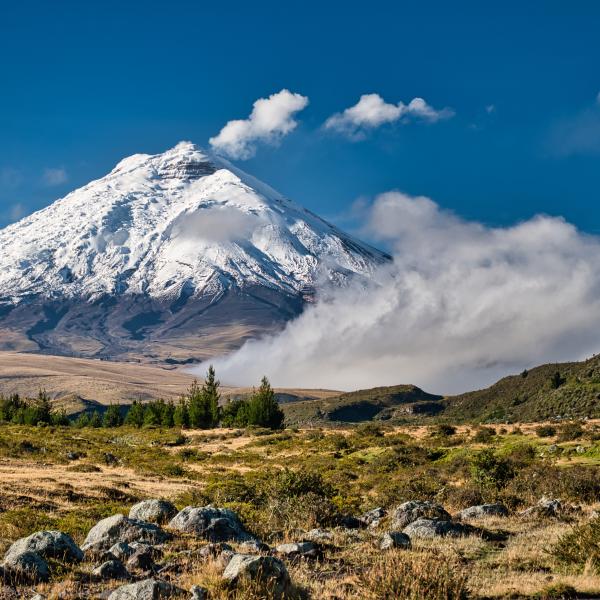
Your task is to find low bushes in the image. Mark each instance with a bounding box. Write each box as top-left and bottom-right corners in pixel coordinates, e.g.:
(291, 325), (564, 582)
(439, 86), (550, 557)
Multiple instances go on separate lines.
(551, 517), (600, 572)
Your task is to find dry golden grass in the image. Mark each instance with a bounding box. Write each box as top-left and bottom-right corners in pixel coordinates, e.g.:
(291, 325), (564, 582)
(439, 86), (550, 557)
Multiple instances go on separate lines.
(0, 351), (341, 409)
(0, 423), (598, 598)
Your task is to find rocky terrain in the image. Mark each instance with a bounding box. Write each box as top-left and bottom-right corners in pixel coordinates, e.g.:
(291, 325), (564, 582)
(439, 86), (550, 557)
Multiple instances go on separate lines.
(0, 422), (598, 598)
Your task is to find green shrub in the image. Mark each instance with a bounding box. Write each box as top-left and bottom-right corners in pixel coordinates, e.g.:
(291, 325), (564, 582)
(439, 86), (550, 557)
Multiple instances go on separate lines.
(557, 422), (584, 442)
(271, 468), (334, 499)
(472, 427), (496, 443)
(551, 517), (600, 572)
(470, 449), (514, 491)
(536, 425), (557, 438)
(433, 424), (457, 437)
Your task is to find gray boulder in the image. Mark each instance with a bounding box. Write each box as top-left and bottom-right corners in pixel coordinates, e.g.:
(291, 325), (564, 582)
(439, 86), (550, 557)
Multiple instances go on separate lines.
(4, 530), (83, 563)
(92, 559), (130, 581)
(190, 585), (208, 600)
(238, 539), (270, 553)
(82, 514), (170, 554)
(126, 549), (155, 573)
(275, 541), (318, 559)
(519, 497), (564, 519)
(402, 518), (476, 539)
(2, 551), (49, 583)
(107, 578), (185, 599)
(108, 542), (135, 562)
(303, 528), (334, 543)
(361, 507), (386, 527)
(456, 503), (509, 520)
(391, 501), (451, 529)
(197, 542), (234, 560)
(129, 500), (177, 525)
(168, 506), (254, 542)
(223, 554), (291, 598)
(379, 531), (411, 550)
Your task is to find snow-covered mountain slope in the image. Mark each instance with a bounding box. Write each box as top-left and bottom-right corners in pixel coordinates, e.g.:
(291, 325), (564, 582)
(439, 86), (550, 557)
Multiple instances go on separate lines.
(0, 142), (390, 361)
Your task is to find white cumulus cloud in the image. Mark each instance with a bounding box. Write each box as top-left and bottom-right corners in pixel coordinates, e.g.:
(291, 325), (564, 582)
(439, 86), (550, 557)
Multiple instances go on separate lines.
(206, 192), (600, 395)
(209, 89), (309, 159)
(324, 93), (454, 137)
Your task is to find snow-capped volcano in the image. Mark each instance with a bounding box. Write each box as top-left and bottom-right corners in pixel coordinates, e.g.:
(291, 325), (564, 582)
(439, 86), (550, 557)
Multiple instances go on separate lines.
(0, 142), (389, 361)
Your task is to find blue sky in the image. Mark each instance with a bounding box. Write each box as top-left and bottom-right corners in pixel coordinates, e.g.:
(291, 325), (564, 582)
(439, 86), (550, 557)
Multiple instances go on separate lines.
(2, 0), (600, 236)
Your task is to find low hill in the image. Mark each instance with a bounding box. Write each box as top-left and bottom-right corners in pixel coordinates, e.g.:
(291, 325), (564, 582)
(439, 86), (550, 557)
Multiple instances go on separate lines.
(283, 385), (443, 425)
(443, 354), (600, 422)
(283, 355), (600, 425)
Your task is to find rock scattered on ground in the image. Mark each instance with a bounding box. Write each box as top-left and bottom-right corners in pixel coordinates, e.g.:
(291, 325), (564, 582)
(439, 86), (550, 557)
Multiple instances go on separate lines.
(391, 501), (452, 529)
(303, 528), (334, 543)
(107, 578), (185, 599)
(223, 554), (291, 598)
(190, 585), (208, 600)
(402, 518), (478, 539)
(2, 551), (50, 583)
(4, 530), (83, 563)
(129, 500), (177, 524)
(168, 506), (255, 542)
(126, 549), (156, 573)
(361, 507), (386, 527)
(275, 541), (319, 560)
(379, 531), (411, 550)
(82, 514), (170, 554)
(93, 559), (130, 581)
(456, 503), (509, 520)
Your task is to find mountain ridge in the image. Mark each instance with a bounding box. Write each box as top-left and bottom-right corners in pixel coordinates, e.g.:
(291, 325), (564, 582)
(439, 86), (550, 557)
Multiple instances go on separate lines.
(0, 142), (389, 361)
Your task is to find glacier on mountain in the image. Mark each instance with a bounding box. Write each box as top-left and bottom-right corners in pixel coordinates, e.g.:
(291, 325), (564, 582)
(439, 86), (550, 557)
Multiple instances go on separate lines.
(0, 142), (389, 360)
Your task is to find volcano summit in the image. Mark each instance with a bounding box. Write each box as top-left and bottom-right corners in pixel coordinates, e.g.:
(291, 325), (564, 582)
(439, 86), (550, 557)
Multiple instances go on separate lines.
(0, 142), (389, 362)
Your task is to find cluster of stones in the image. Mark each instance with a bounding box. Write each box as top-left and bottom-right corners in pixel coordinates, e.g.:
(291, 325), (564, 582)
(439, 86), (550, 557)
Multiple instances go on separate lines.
(0, 496), (575, 598)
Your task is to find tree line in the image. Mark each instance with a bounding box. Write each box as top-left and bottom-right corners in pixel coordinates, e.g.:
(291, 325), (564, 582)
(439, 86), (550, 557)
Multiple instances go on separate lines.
(0, 367), (285, 430)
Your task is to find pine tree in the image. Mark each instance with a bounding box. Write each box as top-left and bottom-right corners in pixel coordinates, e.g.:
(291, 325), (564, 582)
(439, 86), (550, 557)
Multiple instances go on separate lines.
(103, 404), (123, 428)
(51, 408), (70, 426)
(124, 400), (145, 428)
(89, 411), (103, 428)
(247, 376), (284, 429)
(173, 397), (189, 428)
(221, 398), (249, 427)
(202, 365), (221, 427)
(75, 412), (90, 428)
(188, 379), (210, 428)
(161, 400), (175, 427)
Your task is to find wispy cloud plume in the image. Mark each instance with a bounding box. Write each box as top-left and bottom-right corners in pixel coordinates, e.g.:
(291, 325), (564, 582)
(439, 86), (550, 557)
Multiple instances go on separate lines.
(324, 93), (454, 138)
(42, 167), (68, 186)
(209, 89), (309, 159)
(207, 192), (600, 395)
(547, 94), (600, 157)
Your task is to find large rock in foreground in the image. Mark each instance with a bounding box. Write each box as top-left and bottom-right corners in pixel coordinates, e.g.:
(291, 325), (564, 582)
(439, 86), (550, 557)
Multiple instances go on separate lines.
(129, 500), (177, 524)
(4, 530), (83, 563)
(168, 506), (254, 542)
(108, 578), (185, 599)
(2, 551), (49, 583)
(402, 518), (477, 539)
(223, 554), (291, 598)
(82, 514), (170, 554)
(391, 501), (451, 529)
(456, 503), (508, 520)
